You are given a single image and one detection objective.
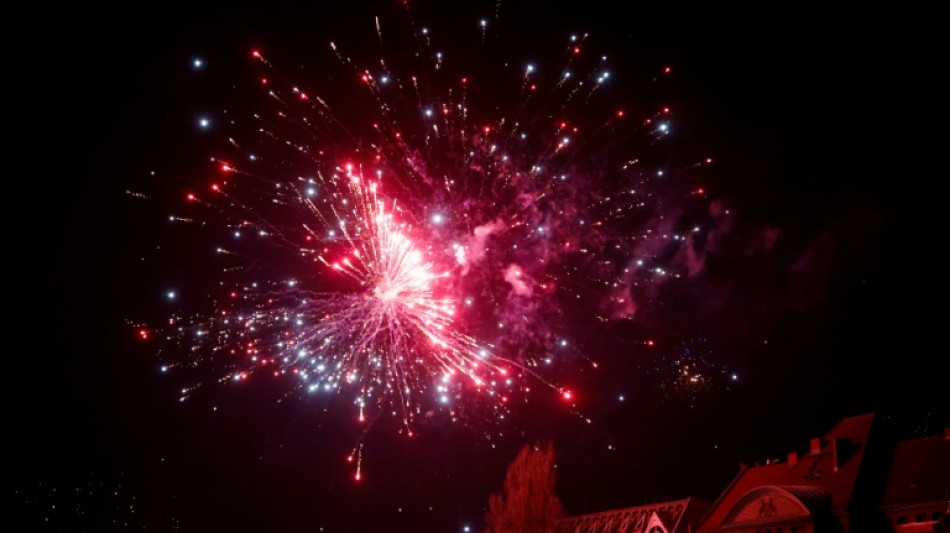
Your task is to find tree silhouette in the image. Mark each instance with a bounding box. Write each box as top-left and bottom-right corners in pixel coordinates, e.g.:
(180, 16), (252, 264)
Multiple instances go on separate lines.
(482, 441), (565, 533)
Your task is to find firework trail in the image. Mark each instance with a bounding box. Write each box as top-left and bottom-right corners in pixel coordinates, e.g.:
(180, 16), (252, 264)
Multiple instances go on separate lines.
(136, 3), (720, 476)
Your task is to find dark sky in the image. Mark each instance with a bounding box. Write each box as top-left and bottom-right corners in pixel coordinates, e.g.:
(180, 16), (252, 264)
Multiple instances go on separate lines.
(13, 2), (946, 532)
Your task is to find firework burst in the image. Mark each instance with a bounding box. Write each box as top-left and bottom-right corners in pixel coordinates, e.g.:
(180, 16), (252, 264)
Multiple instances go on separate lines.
(136, 3), (718, 477)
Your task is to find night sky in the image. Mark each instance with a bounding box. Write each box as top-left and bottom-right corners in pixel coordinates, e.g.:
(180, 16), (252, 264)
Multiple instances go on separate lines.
(13, 3), (946, 532)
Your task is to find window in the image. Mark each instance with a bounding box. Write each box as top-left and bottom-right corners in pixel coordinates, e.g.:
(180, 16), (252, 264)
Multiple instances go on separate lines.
(916, 513), (926, 522)
(898, 516), (908, 525)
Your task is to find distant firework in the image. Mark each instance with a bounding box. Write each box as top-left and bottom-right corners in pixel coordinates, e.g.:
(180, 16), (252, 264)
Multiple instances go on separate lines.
(135, 3), (720, 478)
(652, 338), (737, 409)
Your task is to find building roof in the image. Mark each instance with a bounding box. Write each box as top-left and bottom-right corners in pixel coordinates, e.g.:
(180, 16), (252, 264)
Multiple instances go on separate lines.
(880, 430), (950, 509)
(562, 413), (948, 533)
(560, 496), (711, 533)
(775, 412), (874, 511)
(718, 485), (832, 527)
(698, 462), (790, 529)
(697, 413), (876, 531)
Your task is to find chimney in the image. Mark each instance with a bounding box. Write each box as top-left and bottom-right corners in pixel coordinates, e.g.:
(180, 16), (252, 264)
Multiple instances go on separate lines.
(788, 451), (798, 465)
(810, 438), (822, 454)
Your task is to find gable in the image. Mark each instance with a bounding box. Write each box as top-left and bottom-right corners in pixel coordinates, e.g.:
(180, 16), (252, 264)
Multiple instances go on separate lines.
(645, 511), (669, 533)
(721, 487), (813, 526)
